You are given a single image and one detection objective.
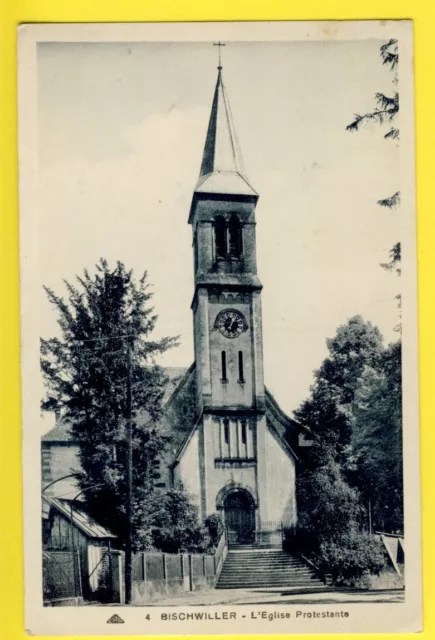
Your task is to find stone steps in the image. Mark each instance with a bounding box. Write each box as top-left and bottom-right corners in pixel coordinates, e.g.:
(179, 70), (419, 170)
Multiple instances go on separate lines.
(220, 565), (311, 572)
(220, 563), (311, 571)
(217, 581), (321, 588)
(227, 556), (303, 560)
(219, 571), (316, 579)
(218, 575), (319, 583)
(216, 549), (324, 590)
(220, 572), (314, 579)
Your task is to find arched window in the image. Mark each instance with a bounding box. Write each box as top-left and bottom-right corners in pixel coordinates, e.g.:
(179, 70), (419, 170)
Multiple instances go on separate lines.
(214, 215), (226, 258)
(229, 215), (243, 258)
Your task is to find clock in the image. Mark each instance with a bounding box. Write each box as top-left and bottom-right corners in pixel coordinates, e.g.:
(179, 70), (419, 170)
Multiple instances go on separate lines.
(217, 309), (245, 338)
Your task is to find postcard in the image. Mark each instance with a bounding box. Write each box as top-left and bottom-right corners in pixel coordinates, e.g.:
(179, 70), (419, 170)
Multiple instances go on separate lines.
(18, 20), (421, 635)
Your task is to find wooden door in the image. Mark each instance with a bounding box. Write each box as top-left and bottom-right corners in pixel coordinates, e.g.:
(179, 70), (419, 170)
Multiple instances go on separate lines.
(224, 492), (254, 543)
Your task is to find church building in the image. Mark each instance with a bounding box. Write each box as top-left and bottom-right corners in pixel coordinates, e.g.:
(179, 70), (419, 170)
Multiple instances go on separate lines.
(154, 63), (310, 542)
(41, 62), (310, 545)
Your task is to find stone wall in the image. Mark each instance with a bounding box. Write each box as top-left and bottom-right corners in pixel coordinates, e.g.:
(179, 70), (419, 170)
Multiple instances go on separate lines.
(41, 443), (81, 498)
(264, 426), (297, 524)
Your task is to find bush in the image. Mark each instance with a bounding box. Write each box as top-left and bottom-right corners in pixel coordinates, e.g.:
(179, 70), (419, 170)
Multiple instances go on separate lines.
(204, 513), (225, 548)
(319, 530), (386, 586)
(297, 460), (364, 539)
(294, 458), (387, 586)
(287, 526), (318, 555)
(151, 483), (211, 554)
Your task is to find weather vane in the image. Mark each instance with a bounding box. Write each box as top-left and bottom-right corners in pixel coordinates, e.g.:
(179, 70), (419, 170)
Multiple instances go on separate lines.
(213, 41), (226, 70)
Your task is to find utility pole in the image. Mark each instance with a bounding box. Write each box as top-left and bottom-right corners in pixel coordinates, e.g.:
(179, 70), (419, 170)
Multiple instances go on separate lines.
(368, 499), (372, 535)
(125, 339), (133, 604)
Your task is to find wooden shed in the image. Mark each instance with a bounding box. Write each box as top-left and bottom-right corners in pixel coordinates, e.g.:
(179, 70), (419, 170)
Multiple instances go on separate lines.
(44, 497), (119, 601)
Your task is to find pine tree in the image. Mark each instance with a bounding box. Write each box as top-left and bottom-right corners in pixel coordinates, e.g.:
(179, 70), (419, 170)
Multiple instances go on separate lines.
(40, 258), (178, 550)
(347, 39), (401, 276)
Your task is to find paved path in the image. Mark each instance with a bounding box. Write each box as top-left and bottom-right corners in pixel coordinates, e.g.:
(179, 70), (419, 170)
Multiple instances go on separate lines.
(146, 586), (404, 607)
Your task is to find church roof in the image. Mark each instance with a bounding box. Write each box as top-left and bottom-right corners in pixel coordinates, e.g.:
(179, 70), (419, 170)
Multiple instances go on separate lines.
(41, 365), (308, 466)
(160, 366), (190, 403)
(41, 366), (191, 443)
(42, 421), (73, 443)
(156, 363), (198, 459)
(195, 171), (257, 197)
(193, 68), (257, 199)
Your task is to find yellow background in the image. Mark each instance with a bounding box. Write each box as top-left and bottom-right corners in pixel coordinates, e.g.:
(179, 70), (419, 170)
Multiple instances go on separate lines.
(0, 2), (433, 640)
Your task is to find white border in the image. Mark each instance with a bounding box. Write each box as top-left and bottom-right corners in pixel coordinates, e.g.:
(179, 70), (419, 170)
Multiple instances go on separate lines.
(18, 20), (421, 636)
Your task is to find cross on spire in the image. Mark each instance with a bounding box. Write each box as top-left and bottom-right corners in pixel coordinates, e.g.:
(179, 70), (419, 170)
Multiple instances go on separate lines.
(213, 41), (226, 70)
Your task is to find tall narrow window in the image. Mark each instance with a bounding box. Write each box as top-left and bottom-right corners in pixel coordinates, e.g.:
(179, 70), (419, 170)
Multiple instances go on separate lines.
(221, 350), (227, 382)
(224, 419), (230, 445)
(229, 215), (243, 258)
(241, 420), (247, 445)
(238, 350), (244, 382)
(194, 235), (199, 273)
(215, 215), (226, 258)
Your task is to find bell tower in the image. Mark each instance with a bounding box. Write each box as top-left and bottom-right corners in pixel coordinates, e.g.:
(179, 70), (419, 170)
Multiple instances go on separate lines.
(189, 62), (270, 524)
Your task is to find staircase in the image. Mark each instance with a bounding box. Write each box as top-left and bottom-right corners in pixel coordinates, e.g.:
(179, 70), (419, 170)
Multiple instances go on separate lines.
(216, 547), (325, 590)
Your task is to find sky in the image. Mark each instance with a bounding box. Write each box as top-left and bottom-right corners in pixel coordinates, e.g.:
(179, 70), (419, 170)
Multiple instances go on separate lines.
(37, 39), (400, 424)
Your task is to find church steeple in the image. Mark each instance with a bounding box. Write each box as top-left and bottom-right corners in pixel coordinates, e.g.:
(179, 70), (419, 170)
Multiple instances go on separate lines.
(199, 68), (245, 178)
(192, 67), (257, 203)
(189, 62), (261, 284)
(186, 56), (275, 523)
(172, 55), (297, 529)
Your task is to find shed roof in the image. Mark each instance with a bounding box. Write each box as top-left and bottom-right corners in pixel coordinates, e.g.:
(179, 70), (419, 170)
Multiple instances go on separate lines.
(47, 497), (117, 539)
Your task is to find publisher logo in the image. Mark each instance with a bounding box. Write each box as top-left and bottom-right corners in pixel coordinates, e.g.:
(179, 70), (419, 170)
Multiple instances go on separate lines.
(107, 614), (125, 624)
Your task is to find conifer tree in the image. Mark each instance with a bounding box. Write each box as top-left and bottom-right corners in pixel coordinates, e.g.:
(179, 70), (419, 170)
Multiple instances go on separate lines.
(347, 39), (401, 275)
(41, 258), (178, 549)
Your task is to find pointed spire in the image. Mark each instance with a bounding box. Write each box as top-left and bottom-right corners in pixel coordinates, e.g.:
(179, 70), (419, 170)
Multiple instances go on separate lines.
(199, 69), (244, 177)
(194, 68), (257, 197)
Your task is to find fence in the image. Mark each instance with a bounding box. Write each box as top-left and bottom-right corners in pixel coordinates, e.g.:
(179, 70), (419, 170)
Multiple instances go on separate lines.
(131, 531), (228, 604)
(375, 532), (405, 582)
(43, 550), (83, 605)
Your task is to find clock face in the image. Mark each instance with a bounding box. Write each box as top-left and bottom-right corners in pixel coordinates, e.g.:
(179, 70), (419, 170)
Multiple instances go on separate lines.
(217, 310), (244, 338)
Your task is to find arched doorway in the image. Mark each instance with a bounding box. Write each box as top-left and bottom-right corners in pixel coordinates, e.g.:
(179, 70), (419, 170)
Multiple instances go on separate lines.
(223, 490), (255, 544)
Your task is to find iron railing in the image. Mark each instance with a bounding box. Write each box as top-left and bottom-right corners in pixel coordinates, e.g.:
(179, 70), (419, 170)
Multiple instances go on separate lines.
(226, 521), (296, 548)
